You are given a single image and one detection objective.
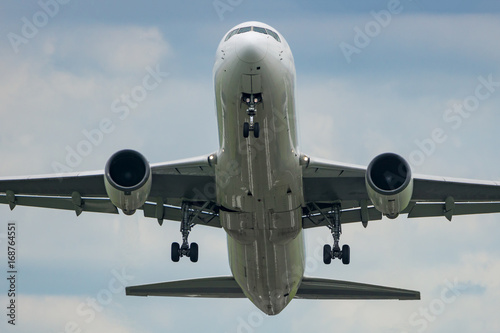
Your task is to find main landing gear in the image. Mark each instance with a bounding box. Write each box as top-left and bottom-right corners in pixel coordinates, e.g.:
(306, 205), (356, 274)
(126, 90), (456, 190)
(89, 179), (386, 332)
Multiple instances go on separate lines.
(242, 93), (261, 138)
(321, 204), (350, 265)
(171, 202), (199, 263)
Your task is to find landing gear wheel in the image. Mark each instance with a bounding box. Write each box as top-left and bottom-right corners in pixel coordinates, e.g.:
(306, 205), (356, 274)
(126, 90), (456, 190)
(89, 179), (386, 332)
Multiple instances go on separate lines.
(341, 244), (350, 265)
(189, 242), (199, 262)
(243, 122), (250, 138)
(315, 203), (352, 265)
(171, 242), (180, 262)
(323, 244), (332, 265)
(254, 122), (260, 138)
(170, 202), (206, 263)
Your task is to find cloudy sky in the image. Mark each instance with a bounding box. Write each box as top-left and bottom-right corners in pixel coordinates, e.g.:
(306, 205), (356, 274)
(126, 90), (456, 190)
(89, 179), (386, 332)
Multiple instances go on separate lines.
(1, 0), (500, 332)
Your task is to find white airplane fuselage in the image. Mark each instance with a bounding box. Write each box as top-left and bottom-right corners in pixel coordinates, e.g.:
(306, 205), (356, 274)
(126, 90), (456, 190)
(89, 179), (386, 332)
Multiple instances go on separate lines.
(213, 22), (305, 315)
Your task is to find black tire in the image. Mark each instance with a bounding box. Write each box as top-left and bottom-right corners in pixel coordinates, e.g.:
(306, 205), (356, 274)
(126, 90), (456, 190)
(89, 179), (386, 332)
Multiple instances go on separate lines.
(190, 242), (199, 263)
(341, 244), (350, 265)
(323, 244), (332, 265)
(243, 122), (250, 138)
(171, 242), (180, 262)
(254, 122), (260, 138)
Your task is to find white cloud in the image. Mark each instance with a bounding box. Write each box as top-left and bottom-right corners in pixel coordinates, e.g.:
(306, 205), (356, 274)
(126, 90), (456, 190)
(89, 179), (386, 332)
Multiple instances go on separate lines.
(42, 25), (171, 74)
(0, 25), (175, 175)
(0, 295), (141, 333)
(387, 14), (500, 63)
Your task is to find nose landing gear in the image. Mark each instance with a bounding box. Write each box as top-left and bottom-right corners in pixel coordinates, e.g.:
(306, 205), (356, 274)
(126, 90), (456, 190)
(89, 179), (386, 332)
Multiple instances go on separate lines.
(242, 93), (261, 138)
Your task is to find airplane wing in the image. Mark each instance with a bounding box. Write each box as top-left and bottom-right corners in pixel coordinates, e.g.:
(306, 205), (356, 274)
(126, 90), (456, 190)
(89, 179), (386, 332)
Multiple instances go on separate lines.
(0, 154), (220, 227)
(302, 155), (500, 228)
(3, 151), (499, 228)
(126, 276), (420, 300)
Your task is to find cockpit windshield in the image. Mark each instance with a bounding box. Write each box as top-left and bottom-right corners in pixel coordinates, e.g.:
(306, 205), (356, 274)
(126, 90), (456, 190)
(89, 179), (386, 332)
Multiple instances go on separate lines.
(238, 26), (252, 34)
(225, 26), (281, 43)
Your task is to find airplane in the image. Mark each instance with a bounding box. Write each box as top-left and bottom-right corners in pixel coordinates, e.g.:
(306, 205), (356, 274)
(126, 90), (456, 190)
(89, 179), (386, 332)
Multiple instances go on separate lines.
(2, 21), (500, 316)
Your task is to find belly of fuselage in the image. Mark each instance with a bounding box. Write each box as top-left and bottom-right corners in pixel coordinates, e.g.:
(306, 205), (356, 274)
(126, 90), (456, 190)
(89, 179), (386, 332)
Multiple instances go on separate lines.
(214, 47), (305, 315)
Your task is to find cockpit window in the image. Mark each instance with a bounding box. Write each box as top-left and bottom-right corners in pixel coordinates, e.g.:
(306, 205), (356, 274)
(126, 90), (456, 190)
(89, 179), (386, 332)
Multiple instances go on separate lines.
(225, 26), (281, 43)
(253, 27), (267, 35)
(238, 26), (252, 34)
(266, 29), (281, 42)
(224, 29), (238, 41)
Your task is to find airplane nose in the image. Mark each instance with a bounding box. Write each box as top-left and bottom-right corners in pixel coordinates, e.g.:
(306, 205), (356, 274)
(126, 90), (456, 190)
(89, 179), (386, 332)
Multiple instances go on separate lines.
(236, 36), (268, 63)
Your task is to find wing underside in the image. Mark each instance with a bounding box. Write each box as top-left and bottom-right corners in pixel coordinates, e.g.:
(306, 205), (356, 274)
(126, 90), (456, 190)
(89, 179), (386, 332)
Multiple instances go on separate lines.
(0, 154), (221, 227)
(2, 153), (500, 229)
(302, 156), (500, 227)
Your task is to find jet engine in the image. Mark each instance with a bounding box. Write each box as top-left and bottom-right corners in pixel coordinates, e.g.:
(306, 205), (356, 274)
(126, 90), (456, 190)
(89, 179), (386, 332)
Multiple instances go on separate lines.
(104, 149), (152, 215)
(365, 153), (413, 219)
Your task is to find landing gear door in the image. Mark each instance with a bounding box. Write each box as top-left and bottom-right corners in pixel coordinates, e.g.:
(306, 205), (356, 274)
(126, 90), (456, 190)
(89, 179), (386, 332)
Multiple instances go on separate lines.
(241, 74), (262, 94)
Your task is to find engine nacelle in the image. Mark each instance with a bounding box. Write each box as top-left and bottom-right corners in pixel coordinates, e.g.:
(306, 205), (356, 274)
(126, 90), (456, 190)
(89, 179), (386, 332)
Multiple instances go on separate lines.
(104, 149), (152, 215)
(365, 153), (413, 219)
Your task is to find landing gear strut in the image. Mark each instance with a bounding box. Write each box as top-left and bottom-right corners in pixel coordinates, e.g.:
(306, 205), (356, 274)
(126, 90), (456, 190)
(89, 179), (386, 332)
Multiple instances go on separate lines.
(171, 202), (199, 263)
(320, 204), (350, 265)
(242, 93), (261, 138)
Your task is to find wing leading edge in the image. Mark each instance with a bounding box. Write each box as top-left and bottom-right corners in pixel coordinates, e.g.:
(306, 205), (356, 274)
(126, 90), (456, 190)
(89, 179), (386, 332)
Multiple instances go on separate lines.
(125, 276), (420, 301)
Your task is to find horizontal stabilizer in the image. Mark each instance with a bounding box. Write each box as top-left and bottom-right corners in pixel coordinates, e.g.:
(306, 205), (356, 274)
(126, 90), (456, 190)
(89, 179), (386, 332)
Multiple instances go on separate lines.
(126, 276), (245, 298)
(126, 276), (420, 300)
(296, 277), (420, 300)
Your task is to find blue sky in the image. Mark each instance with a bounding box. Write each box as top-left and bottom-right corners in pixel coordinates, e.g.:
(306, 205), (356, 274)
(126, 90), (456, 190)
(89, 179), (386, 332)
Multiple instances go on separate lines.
(1, 0), (500, 332)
